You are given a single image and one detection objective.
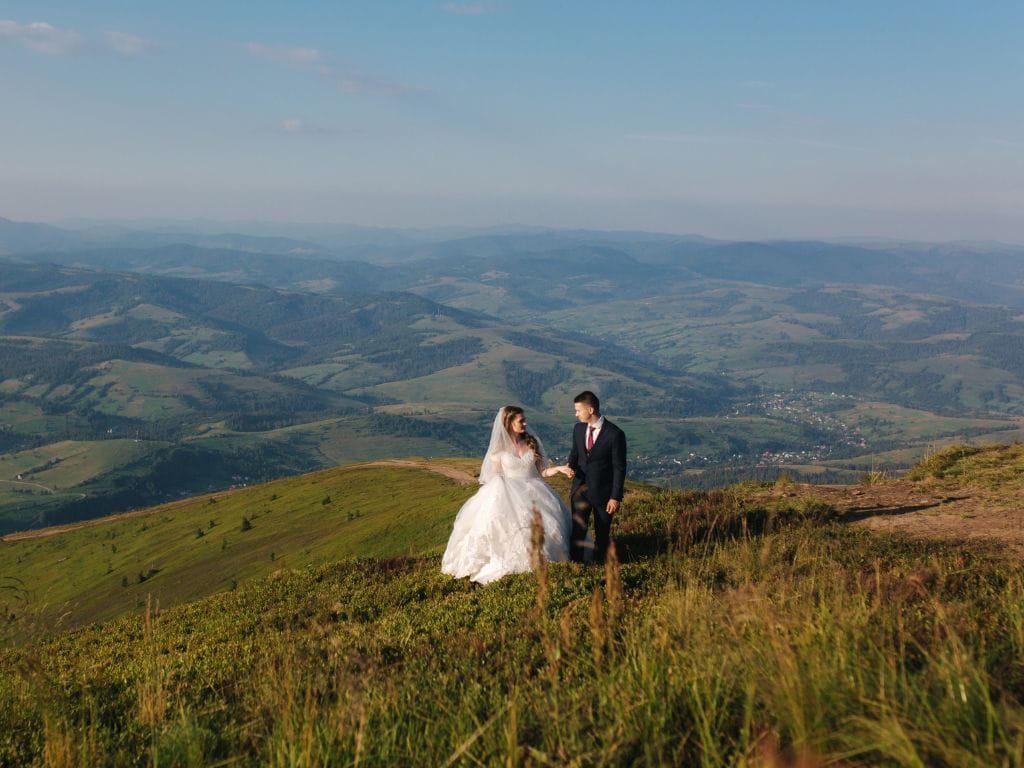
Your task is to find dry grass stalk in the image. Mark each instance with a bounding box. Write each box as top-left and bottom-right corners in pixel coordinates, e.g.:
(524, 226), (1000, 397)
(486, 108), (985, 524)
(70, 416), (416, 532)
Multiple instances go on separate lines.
(671, 507), (699, 552)
(559, 606), (574, 649)
(752, 729), (836, 768)
(41, 718), (75, 768)
(505, 691), (519, 768)
(442, 700), (514, 768)
(135, 595), (168, 729)
(529, 506), (548, 611)
(590, 587), (606, 667)
(604, 541), (622, 631)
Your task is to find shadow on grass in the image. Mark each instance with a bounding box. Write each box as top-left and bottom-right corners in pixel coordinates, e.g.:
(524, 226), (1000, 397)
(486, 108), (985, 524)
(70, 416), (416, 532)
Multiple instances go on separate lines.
(841, 497), (968, 523)
(614, 532), (671, 564)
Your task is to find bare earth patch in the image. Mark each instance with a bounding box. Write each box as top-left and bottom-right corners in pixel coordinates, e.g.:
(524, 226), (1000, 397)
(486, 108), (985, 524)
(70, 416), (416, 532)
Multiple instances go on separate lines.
(762, 479), (1024, 556)
(360, 459), (477, 485)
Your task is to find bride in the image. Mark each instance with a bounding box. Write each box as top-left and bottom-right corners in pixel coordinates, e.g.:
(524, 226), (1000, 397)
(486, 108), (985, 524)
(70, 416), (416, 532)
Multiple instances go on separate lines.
(442, 406), (573, 584)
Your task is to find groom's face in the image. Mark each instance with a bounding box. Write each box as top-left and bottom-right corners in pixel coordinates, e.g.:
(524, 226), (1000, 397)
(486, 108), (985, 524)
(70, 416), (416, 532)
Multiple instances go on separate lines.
(574, 402), (595, 423)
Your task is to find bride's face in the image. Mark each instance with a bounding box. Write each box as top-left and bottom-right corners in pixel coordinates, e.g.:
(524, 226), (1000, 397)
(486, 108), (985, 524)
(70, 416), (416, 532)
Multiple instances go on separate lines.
(510, 413), (527, 435)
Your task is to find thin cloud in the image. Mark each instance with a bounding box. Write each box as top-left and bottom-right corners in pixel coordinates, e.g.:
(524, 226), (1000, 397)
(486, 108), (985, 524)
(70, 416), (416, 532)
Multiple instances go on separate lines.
(0, 19), (80, 55)
(0, 19), (150, 57)
(334, 70), (417, 96)
(983, 137), (1024, 150)
(243, 40), (418, 95)
(105, 31), (148, 57)
(279, 117), (361, 137)
(243, 42), (326, 67)
(626, 132), (767, 146)
(443, 2), (495, 15)
(795, 137), (863, 152)
(627, 131), (861, 152)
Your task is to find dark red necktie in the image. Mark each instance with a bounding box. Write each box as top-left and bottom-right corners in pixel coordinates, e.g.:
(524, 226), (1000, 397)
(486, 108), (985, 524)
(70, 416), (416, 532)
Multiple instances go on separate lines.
(586, 425), (595, 451)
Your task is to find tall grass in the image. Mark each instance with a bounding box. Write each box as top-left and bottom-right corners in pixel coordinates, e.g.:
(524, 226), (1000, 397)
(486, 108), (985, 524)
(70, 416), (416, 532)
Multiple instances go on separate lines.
(1, 470), (1022, 765)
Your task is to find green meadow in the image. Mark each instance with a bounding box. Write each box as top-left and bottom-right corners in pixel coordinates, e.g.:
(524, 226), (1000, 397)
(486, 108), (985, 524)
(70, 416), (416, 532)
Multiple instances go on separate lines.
(0, 447), (1022, 766)
(0, 462), (481, 631)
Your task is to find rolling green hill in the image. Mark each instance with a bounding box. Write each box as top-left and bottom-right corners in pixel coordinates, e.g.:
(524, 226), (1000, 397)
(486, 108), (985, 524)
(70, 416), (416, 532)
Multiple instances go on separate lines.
(0, 262), (732, 531)
(1, 447), (1022, 765)
(8, 227), (1024, 533)
(0, 460), (486, 630)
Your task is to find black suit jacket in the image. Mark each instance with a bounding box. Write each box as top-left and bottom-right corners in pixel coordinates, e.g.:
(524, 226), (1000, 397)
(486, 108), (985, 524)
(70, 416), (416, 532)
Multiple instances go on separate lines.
(567, 419), (627, 509)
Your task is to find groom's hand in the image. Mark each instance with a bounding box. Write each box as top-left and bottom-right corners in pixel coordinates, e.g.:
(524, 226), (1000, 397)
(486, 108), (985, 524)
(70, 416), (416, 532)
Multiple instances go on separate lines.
(606, 499), (619, 515)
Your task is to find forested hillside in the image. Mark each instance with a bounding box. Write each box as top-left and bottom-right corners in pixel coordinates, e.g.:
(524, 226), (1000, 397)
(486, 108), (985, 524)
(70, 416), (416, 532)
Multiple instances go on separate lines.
(4, 223), (1024, 532)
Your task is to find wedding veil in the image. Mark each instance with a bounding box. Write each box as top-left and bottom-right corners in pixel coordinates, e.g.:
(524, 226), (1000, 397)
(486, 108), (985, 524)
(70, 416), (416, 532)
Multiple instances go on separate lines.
(478, 407), (548, 484)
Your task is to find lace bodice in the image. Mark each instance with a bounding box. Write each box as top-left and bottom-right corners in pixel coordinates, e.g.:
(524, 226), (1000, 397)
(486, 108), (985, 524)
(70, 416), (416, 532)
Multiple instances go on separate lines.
(492, 450), (542, 481)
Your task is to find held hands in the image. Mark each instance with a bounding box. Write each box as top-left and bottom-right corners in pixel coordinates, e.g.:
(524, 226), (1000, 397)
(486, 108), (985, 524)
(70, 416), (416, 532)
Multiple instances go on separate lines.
(542, 465), (574, 478)
(541, 463), (617, 511)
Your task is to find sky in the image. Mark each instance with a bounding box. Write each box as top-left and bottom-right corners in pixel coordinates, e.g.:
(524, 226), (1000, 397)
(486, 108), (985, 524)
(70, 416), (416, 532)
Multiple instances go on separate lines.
(2, 2), (1023, 242)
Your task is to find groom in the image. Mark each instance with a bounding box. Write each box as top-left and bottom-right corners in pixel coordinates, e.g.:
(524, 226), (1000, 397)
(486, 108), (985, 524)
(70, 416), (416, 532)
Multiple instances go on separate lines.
(566, 390), (627, 564)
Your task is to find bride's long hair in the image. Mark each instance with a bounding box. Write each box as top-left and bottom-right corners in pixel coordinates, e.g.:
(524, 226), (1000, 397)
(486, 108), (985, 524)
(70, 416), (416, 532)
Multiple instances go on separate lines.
(502, 405), (541, 457)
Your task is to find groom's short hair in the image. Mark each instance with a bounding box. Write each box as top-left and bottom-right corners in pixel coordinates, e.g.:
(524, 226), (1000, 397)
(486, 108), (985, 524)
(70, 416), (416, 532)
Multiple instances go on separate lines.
(574, 390), (600, 414)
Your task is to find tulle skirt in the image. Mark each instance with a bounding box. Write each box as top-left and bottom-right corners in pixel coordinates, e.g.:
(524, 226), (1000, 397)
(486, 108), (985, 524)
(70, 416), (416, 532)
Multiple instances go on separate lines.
(442, 477), (570, 584)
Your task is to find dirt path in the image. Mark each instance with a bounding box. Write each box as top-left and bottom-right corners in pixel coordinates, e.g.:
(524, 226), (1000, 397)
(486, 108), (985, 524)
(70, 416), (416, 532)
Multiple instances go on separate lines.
(761, 479), (1024, 555)
(0, 479), (54, 493)
(358, 459), (477, 485)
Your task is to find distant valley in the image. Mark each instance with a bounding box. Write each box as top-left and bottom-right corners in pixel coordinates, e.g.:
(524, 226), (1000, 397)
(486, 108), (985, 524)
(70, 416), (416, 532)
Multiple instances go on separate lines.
(3, 216), (1024, 533)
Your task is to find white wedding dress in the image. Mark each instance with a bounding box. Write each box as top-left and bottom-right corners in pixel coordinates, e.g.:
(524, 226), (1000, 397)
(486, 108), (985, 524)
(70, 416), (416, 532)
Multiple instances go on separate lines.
(442, 411), (571, 584)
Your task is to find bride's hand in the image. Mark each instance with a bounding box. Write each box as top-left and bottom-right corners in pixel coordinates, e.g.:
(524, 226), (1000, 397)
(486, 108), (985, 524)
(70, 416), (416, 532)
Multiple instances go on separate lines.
(543, 465), (571, 478)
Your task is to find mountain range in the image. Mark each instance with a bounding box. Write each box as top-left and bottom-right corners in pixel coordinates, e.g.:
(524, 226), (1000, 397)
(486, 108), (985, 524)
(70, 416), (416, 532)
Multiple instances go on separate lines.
(3, 216), (1024, 532)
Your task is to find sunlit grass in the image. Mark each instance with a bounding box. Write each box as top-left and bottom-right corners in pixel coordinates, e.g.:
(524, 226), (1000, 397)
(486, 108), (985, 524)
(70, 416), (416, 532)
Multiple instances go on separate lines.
(1, 447), (1023, 765)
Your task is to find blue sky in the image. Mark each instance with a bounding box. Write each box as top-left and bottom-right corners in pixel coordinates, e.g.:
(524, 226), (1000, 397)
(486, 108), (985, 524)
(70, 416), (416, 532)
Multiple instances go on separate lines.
(2, 2), (1023, 241)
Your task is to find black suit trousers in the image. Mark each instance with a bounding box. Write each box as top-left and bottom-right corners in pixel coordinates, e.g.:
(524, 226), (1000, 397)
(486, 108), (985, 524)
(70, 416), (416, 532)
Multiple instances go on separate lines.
(569, 484), (612, 564)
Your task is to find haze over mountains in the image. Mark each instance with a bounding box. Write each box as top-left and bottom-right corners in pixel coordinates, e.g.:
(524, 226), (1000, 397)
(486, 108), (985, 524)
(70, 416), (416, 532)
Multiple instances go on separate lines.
(3, 215), (1024, 534)
(5, 216), (1024, 308)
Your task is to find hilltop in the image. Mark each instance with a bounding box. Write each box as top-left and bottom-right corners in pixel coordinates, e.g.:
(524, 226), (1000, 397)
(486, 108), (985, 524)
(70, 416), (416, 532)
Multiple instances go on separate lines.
(1, 445), (1022, 765)
(4, 445), (1023, 636)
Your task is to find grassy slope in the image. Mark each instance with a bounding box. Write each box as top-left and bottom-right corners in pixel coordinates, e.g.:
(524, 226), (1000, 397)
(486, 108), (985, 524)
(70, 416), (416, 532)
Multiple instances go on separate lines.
(1, 446), (1022, 766)
(0, 461), (487, 630)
